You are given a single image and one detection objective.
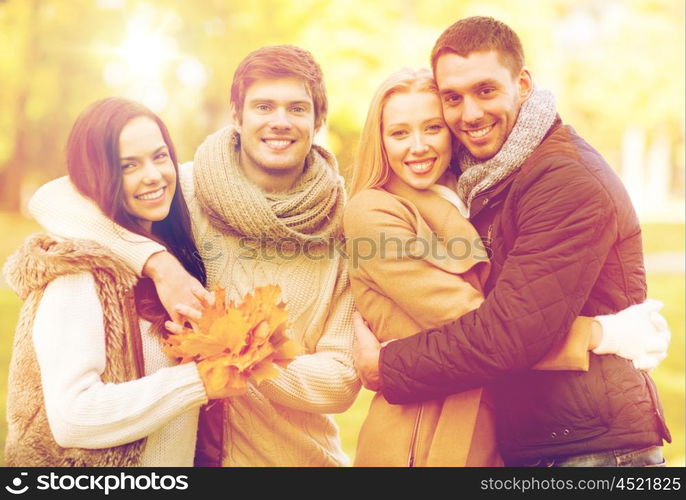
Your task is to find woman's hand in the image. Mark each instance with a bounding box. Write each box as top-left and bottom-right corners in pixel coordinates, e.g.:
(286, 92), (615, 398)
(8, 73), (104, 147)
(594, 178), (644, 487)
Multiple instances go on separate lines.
(162, 292), (234, 400)
(593, 299), (671, 371)
(144, 251), (213, 323)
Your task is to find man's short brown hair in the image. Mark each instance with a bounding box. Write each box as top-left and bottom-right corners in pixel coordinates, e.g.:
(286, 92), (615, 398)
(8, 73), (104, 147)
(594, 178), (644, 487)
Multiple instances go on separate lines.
(230, 45), (328, 130)
(431, 16), (525, 76)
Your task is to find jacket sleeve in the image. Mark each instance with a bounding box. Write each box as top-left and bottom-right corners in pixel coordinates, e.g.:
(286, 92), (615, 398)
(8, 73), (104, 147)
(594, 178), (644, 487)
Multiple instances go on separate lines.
(34, 273), (208, 449)
(257, 259), (361, 414)
(380, 163), (617, 404)
(346, 189), (591, 369)
(28, 177), (165, 276)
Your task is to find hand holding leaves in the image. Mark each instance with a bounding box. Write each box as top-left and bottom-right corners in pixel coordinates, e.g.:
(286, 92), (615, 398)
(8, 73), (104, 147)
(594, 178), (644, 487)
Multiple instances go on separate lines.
(163, 285), (301, 398)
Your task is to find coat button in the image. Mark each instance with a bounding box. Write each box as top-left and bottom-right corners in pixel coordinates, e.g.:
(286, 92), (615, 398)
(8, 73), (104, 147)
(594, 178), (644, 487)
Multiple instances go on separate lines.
(563, 429), (570, 436)
(550, 431), (557, 438)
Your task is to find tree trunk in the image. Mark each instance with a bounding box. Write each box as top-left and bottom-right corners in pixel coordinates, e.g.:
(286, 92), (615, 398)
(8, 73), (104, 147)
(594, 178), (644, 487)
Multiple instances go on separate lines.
(0, 0), (40, 212)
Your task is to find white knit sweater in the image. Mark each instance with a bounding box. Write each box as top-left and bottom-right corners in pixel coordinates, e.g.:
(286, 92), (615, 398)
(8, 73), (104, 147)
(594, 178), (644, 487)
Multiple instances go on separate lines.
(34, 272), (208, 466)
(30, 165), (360, 467)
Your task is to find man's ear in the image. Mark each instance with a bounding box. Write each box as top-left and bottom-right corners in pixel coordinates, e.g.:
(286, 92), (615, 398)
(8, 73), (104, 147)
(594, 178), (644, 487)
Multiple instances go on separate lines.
(230, 104), (242, 133)
(518, 67), (533, 100)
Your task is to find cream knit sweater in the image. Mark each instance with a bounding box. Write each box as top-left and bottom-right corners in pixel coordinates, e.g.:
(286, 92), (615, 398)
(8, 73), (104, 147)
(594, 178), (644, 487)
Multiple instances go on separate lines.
(34, 272), (207, 467)
(30, 165), (360, 467)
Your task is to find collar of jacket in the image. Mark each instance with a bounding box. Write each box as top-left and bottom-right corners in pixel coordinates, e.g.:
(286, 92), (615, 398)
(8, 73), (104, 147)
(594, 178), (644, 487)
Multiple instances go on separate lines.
(467, 117), (563, 220)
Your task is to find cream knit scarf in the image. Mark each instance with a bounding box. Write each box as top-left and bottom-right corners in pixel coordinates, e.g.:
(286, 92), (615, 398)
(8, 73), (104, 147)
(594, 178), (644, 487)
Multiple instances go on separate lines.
(193, 127), (346, 247)
(456, 86), (557, 212)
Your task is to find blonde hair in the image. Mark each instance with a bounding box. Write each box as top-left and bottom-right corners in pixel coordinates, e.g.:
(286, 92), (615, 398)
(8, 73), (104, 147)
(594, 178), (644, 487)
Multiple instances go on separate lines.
(350, 68), (439, 196)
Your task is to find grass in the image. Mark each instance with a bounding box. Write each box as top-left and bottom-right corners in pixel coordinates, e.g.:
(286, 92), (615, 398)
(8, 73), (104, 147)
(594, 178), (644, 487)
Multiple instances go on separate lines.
(645, 272), (685, 466)
(641, 223), (685, 255)
(0, 213), (683, 466)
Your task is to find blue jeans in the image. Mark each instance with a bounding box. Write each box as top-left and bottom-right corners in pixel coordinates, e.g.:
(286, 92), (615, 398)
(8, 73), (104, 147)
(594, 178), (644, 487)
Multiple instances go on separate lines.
(523, 446), (666, 467)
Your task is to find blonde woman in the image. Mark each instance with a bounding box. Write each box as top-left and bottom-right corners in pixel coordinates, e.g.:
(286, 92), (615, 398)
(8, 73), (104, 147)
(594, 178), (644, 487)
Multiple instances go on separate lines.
(343, 68), (668, 467)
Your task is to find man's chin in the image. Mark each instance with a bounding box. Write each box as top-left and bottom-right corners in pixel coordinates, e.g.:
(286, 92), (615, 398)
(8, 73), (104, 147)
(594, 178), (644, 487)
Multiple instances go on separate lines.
(260, 160), (304, 173)
(465, 145), (498, 162)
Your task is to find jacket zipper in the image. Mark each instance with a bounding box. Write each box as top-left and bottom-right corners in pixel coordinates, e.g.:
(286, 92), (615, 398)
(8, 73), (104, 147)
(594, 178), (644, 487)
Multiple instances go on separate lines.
(483, 223), (494, 258)
(407, 404), (424, 467)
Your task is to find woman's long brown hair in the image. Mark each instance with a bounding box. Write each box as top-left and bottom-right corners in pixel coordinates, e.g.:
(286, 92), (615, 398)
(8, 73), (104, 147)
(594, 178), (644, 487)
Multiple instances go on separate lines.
(66, 97), (206, 330)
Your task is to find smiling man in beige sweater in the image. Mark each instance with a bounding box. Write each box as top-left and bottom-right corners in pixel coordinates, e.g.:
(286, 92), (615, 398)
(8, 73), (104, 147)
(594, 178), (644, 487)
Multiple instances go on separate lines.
(29, 45), (360, 467)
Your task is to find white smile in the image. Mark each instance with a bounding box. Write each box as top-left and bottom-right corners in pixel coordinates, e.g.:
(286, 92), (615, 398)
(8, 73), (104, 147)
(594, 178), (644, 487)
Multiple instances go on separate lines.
(405, 159), (435, 174)
(263, 139), (294, 150)
(465, 124), (494, 138)
(135, 187), (165, 201)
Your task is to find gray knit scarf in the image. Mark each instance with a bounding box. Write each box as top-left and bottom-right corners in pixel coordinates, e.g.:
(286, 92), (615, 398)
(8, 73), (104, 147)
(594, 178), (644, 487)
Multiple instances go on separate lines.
(193, 127), (346, 247)
(456, 85), (557, 211)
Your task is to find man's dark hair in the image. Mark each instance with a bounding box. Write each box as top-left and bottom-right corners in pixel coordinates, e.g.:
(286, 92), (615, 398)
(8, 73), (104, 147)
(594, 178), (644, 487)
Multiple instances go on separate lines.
(431, 16), (525, 76)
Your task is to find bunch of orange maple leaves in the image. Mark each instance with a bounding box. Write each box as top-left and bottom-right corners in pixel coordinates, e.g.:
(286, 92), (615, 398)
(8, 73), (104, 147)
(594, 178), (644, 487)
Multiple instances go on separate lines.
(163, 285), (300, 398)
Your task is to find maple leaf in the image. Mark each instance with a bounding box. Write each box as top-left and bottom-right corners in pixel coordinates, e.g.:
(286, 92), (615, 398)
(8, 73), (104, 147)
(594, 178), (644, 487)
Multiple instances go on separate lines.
(239, 285), (289, 337)
(208, 309), (251, 354)
(198, 359), (246, 398)
(163, 285), (301, 397)
(272, 338), (302, 368)
(250, 361), (280, 385)
(197, 287), (227, 332)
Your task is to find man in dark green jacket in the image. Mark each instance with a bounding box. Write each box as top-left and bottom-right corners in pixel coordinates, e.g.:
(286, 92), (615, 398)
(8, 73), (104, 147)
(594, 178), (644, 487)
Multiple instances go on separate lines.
(353, 16), (671, 466)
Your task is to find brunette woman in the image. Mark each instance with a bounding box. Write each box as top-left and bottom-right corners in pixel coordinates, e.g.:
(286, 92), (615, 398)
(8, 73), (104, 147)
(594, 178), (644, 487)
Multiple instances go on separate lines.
(4, 97), (222, 466)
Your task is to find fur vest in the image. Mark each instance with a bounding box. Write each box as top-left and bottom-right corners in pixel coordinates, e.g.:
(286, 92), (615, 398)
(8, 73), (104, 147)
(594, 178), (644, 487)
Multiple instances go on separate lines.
(3, 234), (146, 466)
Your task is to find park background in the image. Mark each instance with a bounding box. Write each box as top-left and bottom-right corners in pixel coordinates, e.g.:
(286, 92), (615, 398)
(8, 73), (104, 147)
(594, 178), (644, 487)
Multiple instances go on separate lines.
(0, 0), (683, 466)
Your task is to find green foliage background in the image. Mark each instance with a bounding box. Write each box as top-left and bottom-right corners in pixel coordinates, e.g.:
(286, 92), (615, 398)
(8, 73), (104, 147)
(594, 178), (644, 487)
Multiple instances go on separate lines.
(0, 0), (683, 467)
(0, 0), (683, 205)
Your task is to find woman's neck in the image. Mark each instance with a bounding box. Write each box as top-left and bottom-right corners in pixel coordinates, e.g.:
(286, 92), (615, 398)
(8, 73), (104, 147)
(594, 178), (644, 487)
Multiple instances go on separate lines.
(438, 170), (458, 191)
(136, 219), (153, 233)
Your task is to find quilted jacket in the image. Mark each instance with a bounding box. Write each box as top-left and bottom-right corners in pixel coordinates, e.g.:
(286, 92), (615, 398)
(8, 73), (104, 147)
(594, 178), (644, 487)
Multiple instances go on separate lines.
(378, 118), (671, 462)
